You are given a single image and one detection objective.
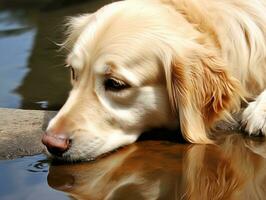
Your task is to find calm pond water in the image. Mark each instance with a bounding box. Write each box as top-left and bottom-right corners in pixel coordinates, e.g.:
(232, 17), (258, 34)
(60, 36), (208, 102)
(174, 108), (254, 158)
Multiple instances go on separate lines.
(0, 154), (68, 200)
(1, 133), (266, 199)
(1, 0), (266, 200)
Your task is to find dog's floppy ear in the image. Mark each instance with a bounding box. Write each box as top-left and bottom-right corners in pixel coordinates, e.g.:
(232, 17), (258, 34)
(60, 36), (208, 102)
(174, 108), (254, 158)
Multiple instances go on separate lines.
(165, 44), (243, 143)
(61, 14), (93, 50)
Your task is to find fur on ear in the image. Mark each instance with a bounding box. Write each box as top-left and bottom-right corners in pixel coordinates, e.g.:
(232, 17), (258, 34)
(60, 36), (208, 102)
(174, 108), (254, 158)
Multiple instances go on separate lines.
(165, 44), (243, 143)
(61, 14), (93, 50)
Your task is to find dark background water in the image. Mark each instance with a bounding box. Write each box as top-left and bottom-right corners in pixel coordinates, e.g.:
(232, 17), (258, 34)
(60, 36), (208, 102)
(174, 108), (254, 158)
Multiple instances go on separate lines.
(0, 0), (117, 110)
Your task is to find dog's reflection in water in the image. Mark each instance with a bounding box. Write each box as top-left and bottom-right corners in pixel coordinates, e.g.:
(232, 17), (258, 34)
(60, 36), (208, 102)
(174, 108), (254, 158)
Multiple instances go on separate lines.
(48, 133), (266, 200)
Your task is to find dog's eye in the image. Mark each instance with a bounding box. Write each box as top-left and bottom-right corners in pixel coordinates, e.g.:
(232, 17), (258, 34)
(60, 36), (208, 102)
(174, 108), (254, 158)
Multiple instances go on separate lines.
(104, 78), (129, 91)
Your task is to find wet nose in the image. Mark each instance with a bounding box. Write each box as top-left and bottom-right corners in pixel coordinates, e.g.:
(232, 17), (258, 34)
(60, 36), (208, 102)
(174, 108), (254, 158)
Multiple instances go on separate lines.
(42, 132), (70, 156)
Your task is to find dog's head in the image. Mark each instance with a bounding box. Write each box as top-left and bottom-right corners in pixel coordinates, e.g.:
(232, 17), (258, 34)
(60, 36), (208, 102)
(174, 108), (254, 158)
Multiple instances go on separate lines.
(42, 0), (242, 161)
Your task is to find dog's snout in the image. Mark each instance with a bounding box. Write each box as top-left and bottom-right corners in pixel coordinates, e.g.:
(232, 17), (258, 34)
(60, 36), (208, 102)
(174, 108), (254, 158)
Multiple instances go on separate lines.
(42, 132), (70, 156)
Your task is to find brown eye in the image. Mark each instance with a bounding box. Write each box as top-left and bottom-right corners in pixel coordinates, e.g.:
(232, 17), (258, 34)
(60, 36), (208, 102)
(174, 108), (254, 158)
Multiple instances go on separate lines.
(104, 78), (129, 91)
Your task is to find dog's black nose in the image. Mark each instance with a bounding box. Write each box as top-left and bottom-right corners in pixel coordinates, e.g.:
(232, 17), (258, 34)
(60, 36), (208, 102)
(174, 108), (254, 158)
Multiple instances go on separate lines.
(42, 132), (70, 156)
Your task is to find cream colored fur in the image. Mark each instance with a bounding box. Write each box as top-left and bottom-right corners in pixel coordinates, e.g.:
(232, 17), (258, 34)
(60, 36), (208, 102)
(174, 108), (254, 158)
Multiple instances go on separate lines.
(46, 0), (266, 161)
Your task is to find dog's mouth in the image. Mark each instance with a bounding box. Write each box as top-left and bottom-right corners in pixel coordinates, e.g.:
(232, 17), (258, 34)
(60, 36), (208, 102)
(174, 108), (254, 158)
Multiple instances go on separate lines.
(44, 148), (97, 163)
(45, 147), (119, 163)
(42, 125), (141, 162)
(42, 135), (109, 162)
(44, 139), (135, 163)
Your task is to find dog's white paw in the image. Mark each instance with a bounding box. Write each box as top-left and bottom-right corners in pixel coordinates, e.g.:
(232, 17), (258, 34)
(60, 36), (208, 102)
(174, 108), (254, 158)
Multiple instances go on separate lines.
(242, 91), (266, 136)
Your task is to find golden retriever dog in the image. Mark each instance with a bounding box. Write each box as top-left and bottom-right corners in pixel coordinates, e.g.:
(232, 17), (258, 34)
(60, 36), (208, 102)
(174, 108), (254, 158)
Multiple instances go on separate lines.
(42, 0), (266, 161)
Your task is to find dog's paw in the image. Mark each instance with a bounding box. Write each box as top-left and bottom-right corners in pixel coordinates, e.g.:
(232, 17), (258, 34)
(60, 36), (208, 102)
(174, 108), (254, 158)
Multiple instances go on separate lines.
(242, 94), (266, 136)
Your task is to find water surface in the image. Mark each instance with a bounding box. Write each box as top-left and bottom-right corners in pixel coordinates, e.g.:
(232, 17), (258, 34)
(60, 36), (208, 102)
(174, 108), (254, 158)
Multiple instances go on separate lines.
(1, 133), (266, 200)
(0, 154), (67, 200)
(48, 133), (266, 199)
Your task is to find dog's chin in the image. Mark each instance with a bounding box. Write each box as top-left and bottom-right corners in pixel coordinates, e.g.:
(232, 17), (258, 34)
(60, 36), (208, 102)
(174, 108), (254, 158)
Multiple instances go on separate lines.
(45, 152), (90, 163)
(43, 133), (139, 162)
(43, 146), (105, 163)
